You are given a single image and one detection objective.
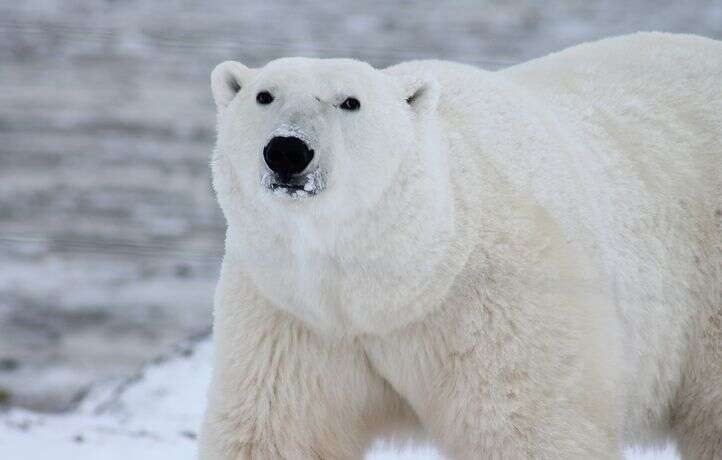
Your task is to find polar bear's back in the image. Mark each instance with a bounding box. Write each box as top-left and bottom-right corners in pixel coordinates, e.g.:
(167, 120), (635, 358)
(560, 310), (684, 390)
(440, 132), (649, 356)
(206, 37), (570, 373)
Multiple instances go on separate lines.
(502, 32), (721, 295)
(502, 32), (722, 206)
(390, 33), (720, 291)
(390, 33), (721, 441)
(505, 33), (722, 439)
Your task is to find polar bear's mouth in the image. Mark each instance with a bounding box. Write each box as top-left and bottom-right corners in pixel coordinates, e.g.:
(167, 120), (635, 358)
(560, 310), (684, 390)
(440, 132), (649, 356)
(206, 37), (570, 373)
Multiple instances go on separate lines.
(261, 168), (326, 199)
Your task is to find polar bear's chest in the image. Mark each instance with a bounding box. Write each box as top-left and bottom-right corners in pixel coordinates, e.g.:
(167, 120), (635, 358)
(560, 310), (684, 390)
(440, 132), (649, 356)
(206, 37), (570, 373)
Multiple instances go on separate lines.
(237, 207), (455, 335)
(239, 231), (345, 331)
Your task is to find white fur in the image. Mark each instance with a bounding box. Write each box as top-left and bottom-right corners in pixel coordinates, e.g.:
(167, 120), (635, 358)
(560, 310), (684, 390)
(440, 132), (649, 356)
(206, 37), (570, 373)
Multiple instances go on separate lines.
(199, 33), (722, 459)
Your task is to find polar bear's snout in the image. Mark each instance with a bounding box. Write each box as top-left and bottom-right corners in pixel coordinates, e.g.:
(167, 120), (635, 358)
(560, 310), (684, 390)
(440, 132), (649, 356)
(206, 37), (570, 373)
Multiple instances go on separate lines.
(263, 136), (315, 181)
(260, 130), (326, 198)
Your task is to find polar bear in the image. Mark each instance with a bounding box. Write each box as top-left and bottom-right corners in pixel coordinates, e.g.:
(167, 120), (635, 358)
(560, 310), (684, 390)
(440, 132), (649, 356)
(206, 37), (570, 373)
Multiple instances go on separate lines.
(199, 33), (721, 459)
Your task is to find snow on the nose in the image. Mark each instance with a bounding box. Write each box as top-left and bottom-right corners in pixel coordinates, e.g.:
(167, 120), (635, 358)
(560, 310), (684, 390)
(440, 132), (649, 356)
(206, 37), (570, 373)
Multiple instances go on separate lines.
(270, 124), (316, 147)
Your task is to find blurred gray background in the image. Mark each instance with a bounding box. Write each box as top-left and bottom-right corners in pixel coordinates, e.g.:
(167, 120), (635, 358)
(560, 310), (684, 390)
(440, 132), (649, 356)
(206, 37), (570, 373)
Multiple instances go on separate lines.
(1, 0), (721, 413)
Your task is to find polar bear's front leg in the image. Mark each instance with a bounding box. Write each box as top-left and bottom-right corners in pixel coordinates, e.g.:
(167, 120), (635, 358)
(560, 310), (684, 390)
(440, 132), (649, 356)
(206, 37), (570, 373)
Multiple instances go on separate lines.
(365, 299), (624, 460)
(198, 270), (414, 460)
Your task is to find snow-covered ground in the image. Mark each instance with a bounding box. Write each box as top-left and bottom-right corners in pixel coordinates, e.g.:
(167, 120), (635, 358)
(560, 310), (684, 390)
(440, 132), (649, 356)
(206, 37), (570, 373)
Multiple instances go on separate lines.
(0, 337), (679, 459)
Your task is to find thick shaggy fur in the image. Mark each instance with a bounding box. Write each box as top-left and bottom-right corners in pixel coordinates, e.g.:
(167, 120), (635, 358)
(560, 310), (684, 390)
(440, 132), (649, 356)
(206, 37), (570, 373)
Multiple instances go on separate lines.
(199, 33), (721, 459)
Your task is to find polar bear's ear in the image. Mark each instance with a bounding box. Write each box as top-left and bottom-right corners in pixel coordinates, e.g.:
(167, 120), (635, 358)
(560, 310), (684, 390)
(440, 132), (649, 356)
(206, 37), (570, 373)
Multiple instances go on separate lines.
(398, 74), (440, 115)
(211, 61), (254, 110)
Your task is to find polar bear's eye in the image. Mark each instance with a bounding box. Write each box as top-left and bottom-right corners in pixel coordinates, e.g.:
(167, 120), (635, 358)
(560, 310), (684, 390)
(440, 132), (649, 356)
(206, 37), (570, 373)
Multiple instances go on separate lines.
(256, 91), (274, 105)
(339, 97), (360, 111)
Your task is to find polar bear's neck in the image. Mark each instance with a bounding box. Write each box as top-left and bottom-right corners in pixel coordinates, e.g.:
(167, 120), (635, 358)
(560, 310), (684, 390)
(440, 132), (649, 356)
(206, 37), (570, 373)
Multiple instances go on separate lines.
(226, 127), (468, 337)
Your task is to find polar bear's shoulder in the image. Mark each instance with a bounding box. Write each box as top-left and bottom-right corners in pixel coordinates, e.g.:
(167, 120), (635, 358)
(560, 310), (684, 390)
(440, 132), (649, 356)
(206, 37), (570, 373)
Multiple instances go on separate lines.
(502, 32), (722, 96)
(382, 59), (504, 118)
(384, 59), (481, 78)
(383, 59), (502, 93)
(505, 32), (722, 72)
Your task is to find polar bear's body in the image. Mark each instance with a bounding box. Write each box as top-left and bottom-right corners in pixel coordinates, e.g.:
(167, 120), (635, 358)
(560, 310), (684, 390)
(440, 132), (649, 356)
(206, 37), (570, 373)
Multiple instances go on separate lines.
(499, 34), (721, 450)
(200, 33), (721, 459)
(394, 33), (722, 447)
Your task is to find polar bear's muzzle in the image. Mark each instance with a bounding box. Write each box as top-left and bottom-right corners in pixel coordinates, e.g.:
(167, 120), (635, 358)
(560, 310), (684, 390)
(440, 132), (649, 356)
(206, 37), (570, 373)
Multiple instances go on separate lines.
(261, 134), (326, 199)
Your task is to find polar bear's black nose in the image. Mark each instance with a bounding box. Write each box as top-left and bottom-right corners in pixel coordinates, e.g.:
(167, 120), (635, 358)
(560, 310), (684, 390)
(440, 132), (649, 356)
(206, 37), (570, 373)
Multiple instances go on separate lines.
(263, 136), (314, 181)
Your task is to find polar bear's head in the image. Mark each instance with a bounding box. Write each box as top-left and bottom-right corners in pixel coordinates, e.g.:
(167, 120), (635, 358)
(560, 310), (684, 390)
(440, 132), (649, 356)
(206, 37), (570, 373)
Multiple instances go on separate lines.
(211, 58), (441, 212)
(211, 58), (455, 335)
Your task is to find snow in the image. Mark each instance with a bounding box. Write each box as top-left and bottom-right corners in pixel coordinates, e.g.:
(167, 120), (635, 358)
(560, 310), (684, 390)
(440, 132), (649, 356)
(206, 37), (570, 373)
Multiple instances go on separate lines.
(0, 337), (679, 459)
(1, 338), (211, 460)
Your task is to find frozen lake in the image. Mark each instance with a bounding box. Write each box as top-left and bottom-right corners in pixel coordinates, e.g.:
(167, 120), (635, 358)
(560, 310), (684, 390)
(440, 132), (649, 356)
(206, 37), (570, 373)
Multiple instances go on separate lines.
(0, 0), (720, 416)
